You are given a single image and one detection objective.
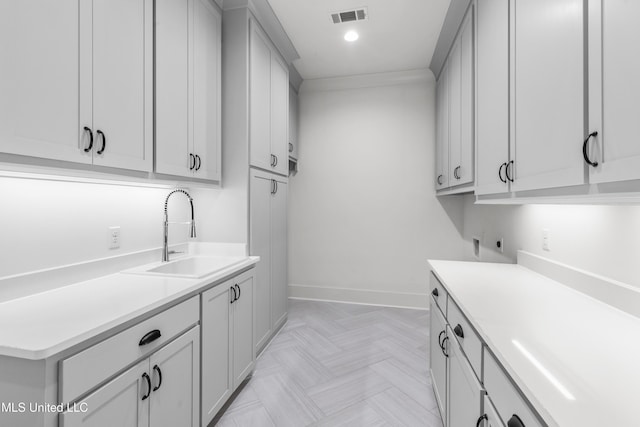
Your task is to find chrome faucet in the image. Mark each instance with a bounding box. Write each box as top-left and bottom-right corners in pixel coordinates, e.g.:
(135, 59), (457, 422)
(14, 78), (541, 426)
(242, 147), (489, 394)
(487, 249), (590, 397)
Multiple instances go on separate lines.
(163, 189), (196, 262)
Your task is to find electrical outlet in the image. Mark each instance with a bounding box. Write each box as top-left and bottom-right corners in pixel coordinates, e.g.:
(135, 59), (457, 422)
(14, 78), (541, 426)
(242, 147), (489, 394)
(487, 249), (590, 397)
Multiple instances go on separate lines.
(108, 226), (120, 250)
(496, 238), (504, 253)
(542, 229), (550, 251)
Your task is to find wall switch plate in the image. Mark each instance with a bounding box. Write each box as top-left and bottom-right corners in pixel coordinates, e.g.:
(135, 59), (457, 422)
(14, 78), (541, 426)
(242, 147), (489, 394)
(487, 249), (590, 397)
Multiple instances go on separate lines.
(108, 226), (120, 250)
(542, 228), (550, 251)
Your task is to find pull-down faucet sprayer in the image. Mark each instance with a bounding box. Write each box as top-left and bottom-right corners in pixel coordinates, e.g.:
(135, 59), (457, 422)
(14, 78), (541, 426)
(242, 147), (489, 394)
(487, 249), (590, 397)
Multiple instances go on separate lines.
(163, 189), (196, 262)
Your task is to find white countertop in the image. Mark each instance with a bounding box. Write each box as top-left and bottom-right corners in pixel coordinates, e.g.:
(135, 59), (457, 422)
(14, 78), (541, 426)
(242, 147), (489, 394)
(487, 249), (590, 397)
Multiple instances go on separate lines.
(428, 259), (640, 427)
(0, 254), (258, 360)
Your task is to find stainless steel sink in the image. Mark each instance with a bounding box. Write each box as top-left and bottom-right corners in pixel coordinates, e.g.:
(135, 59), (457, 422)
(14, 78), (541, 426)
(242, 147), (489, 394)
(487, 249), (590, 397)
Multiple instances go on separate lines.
(125, 256), (247, 279)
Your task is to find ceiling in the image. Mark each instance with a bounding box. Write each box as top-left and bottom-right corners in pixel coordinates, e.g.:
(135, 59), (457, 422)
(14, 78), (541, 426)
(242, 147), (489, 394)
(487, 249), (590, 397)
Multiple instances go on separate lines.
(267, 0), (451, 80)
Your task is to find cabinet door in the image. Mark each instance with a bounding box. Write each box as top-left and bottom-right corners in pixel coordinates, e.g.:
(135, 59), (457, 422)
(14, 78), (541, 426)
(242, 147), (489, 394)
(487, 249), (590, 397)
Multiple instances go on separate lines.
(457, 6), (474, 187)
(271, 178), (288, 329)
(475, 0), (509, 195)
(92, 0), (152, 172)
(435, 66), (450, 190)
(511, 0), (584, 192)
(448, 37), (462, 187)
(201, 284), (231, 426)
(588, 0), (640, 184)
(481, 395), (506, 427)
(448, 326), (483, 427)
(155, 0), (190, 177)
(60, 360), (149, 427)
(289, 87), (299, 159)
(149, 326), (200, 427)
(250, 172), (273, 353)
(429, 297), (448, 424)
(270, 54), (289, 176)
(232, 273), (256, 388)
(192, 0), (221, 181)
(250, 23), (273, 172)
(0, 1), (89, 164)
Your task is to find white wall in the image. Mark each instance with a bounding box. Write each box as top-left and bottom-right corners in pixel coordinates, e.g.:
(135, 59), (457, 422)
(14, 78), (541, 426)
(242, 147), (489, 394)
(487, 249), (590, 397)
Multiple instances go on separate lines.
(0, 174), (224, 279)
(462, 195), (640, 289)
(288, 71), (467, 308)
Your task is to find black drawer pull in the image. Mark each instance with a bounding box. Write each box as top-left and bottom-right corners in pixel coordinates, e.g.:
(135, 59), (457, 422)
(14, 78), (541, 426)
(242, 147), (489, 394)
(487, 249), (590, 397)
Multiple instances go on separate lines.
(96, 130), (106, 154)
(141, 372), (151, 400)
(139, 329), (161, 346)
(507, 414), (525, 427)
(440, 336), (449, 357)
(190, 153), (196, 170)
(83, 126), (93, 152)
(454, 324), (464, 338)
(505, 160), (514, 182)
(235, 284), (241, 300)
(476, 414), (488, 427)
(432, 288), (439, 297)
(230, 286), (237, 303)
(152, 364), (162, 391)
(582, 131), (599, 167)
(498, 162), (507, 183)
(438, 330), (446, 348)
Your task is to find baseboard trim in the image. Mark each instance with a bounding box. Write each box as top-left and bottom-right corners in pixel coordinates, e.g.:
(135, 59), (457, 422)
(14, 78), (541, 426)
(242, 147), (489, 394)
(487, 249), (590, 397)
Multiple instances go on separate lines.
(288, 284), (428, 310)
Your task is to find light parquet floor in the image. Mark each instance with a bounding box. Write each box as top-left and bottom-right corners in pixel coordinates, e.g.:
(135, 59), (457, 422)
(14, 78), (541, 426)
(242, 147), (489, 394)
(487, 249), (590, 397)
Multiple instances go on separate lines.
(214, 299), (443, 427)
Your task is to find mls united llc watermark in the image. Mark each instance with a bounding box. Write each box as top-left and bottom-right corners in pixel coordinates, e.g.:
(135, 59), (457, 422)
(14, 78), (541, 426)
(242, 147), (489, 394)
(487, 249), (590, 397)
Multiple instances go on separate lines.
(1, 402), (88, 413)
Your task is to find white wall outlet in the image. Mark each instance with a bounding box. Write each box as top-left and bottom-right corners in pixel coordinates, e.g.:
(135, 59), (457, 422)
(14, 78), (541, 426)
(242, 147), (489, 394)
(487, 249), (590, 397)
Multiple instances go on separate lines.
(542, 228), (550, 251)
(108, 226), (121, 250)
(496, 238), (504, 253)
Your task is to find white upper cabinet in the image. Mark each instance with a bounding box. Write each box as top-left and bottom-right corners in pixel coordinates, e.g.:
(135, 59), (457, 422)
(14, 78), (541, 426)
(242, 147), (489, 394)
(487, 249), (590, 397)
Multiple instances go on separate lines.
(250, 21), (289, 177)
(0, 0), (152, 172)
(587, 0), (640, 184)
(510, 0), (585, 192)
(156, 0), (221, 181)
(289, 87), (299, 159)
(475, 0), (510, 196)
(436, 64), (450, 190)
(435, 5), (474, 192)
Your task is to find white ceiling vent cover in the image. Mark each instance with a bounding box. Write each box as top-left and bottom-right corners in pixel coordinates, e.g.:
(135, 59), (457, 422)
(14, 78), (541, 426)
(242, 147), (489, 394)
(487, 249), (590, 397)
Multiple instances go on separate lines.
(330, 7), (368, 24)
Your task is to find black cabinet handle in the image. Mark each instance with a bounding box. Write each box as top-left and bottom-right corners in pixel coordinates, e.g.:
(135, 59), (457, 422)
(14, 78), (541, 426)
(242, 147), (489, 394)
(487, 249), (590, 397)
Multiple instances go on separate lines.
(431, 288), (439, 298)
(139, 329), (161, 346)
(230, 286), (237, 303)
(152, 365), (162, 391)
(507, 414), (525, 427)
(440, 336), (449, 357)
(583, 131), (599, 167)
(454, 324), (464, 338)
(437, 330), (446, 348)
(270, 154), (275, 167)
(454, 166), (461, 180)
(505, 160), (514, 182)
(476, 414), (488, 427)
(96, 130), (106, 155)
(437, 174), (443, 185)
(195, 154), (201, 171)
(498, 162), (507, 183)
(289, 143), (293, 153)
(190, 153), (195, 170)
(141, 372), (151, 400)
(83, 126), (93, 152)
(235, 284), (241, 300)
(274, 180), (278, 194)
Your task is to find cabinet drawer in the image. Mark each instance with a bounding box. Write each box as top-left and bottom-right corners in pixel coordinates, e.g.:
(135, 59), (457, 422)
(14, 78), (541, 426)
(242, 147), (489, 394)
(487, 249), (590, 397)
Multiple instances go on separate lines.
(59, 296), (199, 403)
(447, 298), (482, 380)
(484, 350), (543, 427)
(429, 273), (447, 316)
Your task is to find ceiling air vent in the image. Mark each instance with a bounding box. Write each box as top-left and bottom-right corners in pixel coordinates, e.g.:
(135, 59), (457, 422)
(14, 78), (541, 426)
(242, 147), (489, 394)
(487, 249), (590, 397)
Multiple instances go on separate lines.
(330, 7), (368, 24)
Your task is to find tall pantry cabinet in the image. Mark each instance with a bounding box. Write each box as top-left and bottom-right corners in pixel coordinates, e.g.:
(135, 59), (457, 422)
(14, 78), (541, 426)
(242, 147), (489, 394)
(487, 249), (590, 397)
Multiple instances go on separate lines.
(222, 6), (290, 356)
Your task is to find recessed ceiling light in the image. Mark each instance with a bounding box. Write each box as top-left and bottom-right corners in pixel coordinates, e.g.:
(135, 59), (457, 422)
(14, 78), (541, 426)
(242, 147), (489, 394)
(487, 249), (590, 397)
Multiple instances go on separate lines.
(344, 30), (359, 42)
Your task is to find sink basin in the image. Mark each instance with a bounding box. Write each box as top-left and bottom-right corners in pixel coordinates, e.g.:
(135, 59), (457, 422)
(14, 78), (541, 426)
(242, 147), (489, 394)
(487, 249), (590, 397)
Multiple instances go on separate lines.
(126, 256), (247, 279)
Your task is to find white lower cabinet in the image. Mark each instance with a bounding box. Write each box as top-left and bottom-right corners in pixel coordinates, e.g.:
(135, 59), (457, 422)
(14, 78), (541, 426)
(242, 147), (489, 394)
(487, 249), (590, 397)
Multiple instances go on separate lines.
(429, 297), (448, 423)
(250, 169), (288, 354)
(447, 325), (483, 427)
(201, 269), (255, 427)
(61, 326), (200, 427)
